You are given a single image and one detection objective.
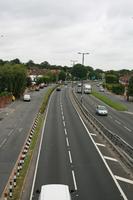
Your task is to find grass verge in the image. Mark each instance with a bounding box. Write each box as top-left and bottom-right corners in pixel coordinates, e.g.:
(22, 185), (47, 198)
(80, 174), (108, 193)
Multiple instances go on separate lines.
(92, 91), (127, 111)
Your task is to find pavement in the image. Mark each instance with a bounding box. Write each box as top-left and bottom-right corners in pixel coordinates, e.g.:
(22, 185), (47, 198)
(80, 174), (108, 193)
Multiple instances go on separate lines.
(105, 91), (133, 113)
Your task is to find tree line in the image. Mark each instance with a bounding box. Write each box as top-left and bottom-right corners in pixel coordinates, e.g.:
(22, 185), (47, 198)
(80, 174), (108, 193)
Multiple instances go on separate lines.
(0, 58), (133, 99)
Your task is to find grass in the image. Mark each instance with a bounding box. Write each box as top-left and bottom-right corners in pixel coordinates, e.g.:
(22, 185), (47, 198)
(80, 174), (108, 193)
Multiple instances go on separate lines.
(92, 91), (127, 111)
(11, 86), (56, 200)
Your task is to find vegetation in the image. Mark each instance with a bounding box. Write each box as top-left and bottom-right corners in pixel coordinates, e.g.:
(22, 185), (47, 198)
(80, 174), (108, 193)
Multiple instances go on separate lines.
(0, 58), (133, 100)
(105, 74), (119, 84)
(92, 91), (127, 111)
(0, 64), (27, 98)
(104, 83), (125, 95)
(127, 76), (133, 99)
(71, 64), (88, 80)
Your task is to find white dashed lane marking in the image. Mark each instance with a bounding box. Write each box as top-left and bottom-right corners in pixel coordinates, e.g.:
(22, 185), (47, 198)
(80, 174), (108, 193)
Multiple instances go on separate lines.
(64, 128), (67, 136)
(96, 143), (106, 147)
(104, 156), (118, 162)
(63, 121), (66, 127)
(72, 170), (78, 191)
(124, 126), (132, 132)
(68, 150), (72, 163)
(115, 176), (133, 185)
(0, 138), (7, 148)
(8, 129), (14, 136)
(66, 137), (70, 147)
(115, 120), (121, 125)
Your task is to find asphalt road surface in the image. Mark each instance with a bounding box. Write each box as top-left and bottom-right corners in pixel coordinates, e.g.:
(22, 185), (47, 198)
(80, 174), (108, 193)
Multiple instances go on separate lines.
(30, 86), (133, 200)
(0, 86), (51, 195)
(76, 91), (133, 148)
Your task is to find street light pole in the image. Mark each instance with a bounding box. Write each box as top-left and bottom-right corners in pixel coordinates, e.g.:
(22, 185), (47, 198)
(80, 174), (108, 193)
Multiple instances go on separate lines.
(71, 60), (77, 67)
(78, 52), (89, 103)
(78, 52), (89, 66)
(71, 60), (77, 88)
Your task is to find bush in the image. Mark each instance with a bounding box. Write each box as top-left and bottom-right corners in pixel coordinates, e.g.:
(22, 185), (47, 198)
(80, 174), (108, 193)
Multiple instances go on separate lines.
(112, 84), (125, 95)
(0, 91), (12, 97)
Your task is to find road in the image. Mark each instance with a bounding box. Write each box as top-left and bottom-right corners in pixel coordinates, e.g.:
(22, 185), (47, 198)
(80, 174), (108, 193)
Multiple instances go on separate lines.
(75, 86), (133, 148)
(30, 86), (133, 200)
(0, 86), (51, 195)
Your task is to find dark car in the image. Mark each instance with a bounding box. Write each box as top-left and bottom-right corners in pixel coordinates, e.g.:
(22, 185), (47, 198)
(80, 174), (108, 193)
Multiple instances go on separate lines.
(56, 87), (61, 91)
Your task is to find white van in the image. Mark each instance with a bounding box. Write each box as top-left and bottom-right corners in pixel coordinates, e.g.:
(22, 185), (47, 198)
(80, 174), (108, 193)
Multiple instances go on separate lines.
(39, 184), (72, 200)
(84, 84), (92, 94)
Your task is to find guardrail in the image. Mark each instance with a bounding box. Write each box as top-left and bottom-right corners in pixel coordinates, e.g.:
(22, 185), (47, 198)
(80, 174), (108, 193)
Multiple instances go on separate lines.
(72, 89), (133, 168)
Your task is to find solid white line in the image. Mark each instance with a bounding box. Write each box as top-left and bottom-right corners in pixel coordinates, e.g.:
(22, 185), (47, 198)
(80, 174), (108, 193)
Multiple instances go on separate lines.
(124, 126), (132, 132)
(73, 106), (128, 200)
(66, 137), (69, 147)
(115, 175), (133, 184)
(29, 91), (52, 200)
(72, 170), (77, 190)
(0, 138), (7, 148)
(96, 143), (105, 147)
(115, 120), (121, 125)
(104, 156), (118, 162)
(68, 150), (72, 163)
(64, 128), (67, 135)
(63, 121), (66, 127)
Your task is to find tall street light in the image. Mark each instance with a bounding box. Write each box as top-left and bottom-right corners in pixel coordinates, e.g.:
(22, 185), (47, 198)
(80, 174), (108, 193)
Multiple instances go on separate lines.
(71, 60), (77, 67)
(78, 52), (89, 66)
(78, 52), (89, 103)
(71, 60), (77, 88)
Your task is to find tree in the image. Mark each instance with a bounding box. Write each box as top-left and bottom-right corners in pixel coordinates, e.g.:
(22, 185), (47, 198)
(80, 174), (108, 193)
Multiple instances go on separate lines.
(40, 61), (50, 69)
(59, 70), (66, 81)
(0, 59), (5, 66)
(127, 76), (133, 99)
(26, 77), (32, 87)
(71, 64), (87, 80)
(26, 60), (35, 68)
(105, 74), (119, 84)
(0, 64), (27, 97)
(10, 58), (21, 65)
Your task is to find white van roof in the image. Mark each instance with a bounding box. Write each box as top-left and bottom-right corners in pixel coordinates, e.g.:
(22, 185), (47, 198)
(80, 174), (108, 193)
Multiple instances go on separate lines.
(39, 184), (71, 200)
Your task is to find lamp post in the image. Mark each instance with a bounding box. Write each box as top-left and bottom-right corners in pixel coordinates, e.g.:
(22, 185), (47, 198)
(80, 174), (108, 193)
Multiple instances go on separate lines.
(78, 52), (89, 66)
(78, 52), (89, 103)
(71, 60), (77, 67)
(71, 60), (77, 88)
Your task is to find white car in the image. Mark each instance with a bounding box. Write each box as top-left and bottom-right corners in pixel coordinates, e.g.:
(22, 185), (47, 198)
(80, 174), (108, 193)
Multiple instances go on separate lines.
(39, 184), (72, 200)
(23, 94), (31, 101)
(96, 105), (108, 116)
(99, 87), (105, 92)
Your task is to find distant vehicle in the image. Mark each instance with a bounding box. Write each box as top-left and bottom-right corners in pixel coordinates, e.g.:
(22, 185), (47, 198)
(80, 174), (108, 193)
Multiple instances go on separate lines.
(56, 87), (61, 91)
(77, 82), (82, 93)
(35, 86), (40, 91)
(77, 82), (82, 87)
(96, 105), (108, 116)
(84, 84), (92, 94)
(23, 94), (31, 101)
(99, 87), (105, 92)
(38, 184), (72, 200)
(40, 83), (45, 89)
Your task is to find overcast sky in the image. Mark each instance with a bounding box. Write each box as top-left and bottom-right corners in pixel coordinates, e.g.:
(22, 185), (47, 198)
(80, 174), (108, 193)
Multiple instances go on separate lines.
(0, 0), (133, 70)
